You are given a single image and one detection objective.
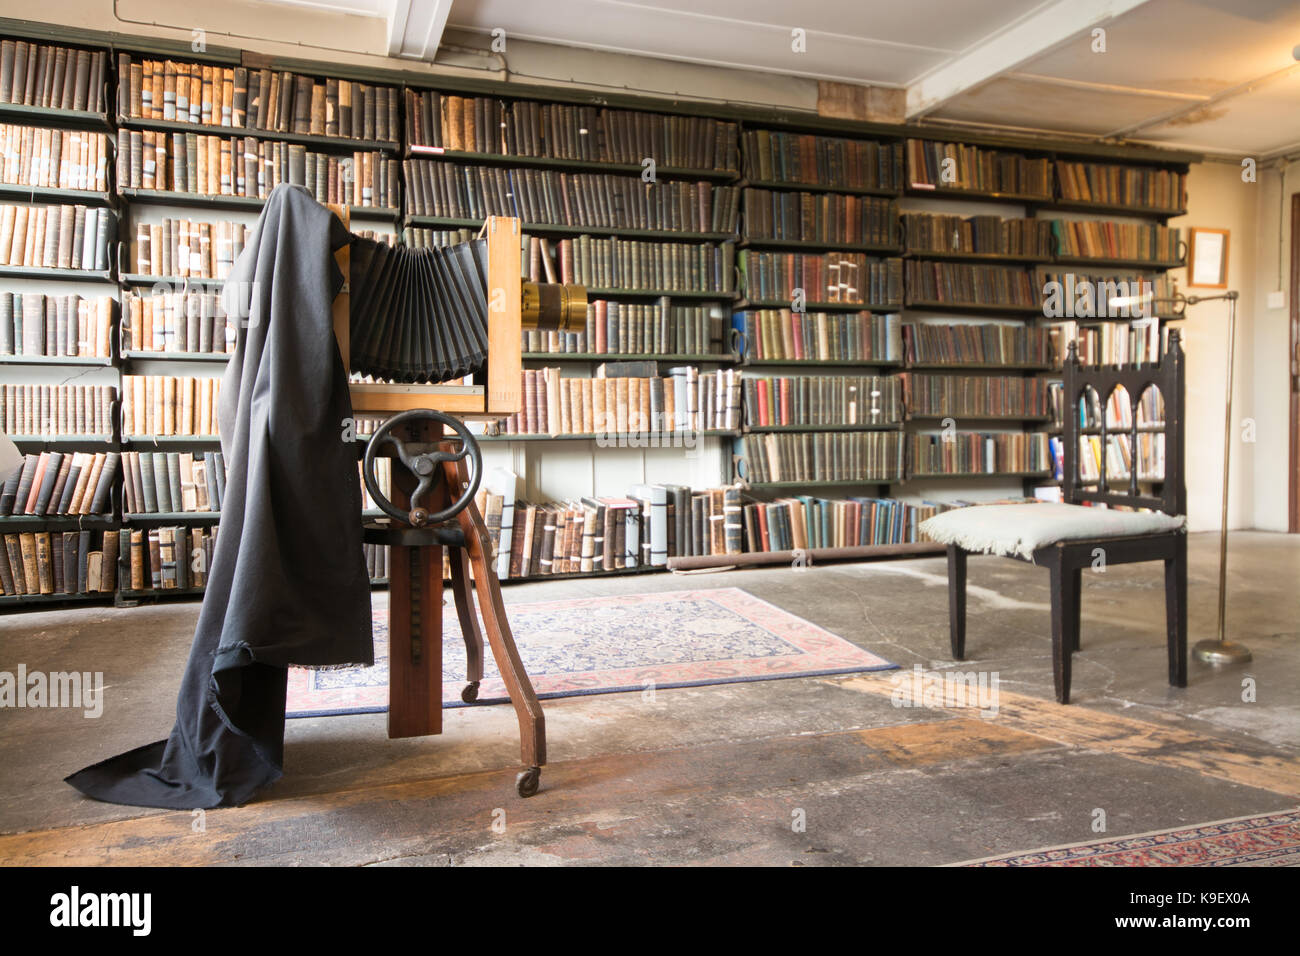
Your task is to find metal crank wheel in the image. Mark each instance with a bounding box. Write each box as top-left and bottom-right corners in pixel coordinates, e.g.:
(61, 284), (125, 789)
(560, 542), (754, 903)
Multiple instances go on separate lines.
(515, 766), (541, 798)
(362, 409), (483, 527)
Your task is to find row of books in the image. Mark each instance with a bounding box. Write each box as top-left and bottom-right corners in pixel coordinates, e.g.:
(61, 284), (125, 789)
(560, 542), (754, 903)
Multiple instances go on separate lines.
(132, 219), (248, 279)
(0, 123), (109, 191)
(124, 525), (216, 592)
(741, 431), (905, 483)
(905, 261), (1037, 308)
(122, 291), (235, 355)
(404, 160), (741, 233)
(494, 365), (742, 436)
(1074, 382), (1165, 430)
(524, 298), (725, 356)
(902, 213), (1052, 258)
(552, 236), (735, 293)
(906, 139), (1053, 198)
(741, 189), (896, 246)
(0, 202), (115, 270)
(0, 40), (109, 112)
(740, 131), (902, 192)
(407, 227), (474, 248)
(1077, 433), (1165, 482)
(1, 292), (114, 358)
(1056, 161), (1186, 211)
(901, 373), (1051, 418)
(1, 384), (116, 436)
(120, 375), (221, 437)
(118, 55), (400, 144)
(738, 251), (904, 305)
(115, 130), (399, 209)
(362, 542), (389, 582)
(405, 91), (741, 171)
(745, 496), (950, 552)
(743, 375), (903, 428)
(1048, 220), (1181, 263)
(0, 530), (119, 597)
(909, 432), (1050, 476)
(1, 451), (118, 516)
(732, 310), (902, 364)
(1039, 271), (1176, 320)
(1049, 319), (1169, 368)
(120, 450), (228, 515)
(902, 322), (1053, 367)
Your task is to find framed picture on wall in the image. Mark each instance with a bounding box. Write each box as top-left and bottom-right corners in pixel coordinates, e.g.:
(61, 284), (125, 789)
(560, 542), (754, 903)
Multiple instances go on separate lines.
(1188, 227), (1230, 288)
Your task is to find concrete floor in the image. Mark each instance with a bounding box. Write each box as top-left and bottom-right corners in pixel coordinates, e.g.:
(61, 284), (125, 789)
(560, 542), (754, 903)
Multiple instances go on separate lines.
(0, 530), (1296, 865)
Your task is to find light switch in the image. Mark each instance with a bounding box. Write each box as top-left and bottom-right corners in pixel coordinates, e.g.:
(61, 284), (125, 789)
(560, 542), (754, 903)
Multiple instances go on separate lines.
(1267, 290), (1285, 309)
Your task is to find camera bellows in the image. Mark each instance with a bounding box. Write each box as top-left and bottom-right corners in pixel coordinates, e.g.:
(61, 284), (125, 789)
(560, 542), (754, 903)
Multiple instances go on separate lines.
(348, 235), (490, 383)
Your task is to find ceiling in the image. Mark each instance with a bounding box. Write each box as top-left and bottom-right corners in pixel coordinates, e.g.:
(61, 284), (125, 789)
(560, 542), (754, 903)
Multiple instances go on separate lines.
(263, 0), (1300, 159)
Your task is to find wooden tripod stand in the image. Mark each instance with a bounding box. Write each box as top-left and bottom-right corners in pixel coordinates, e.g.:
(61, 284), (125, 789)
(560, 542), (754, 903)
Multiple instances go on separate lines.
(331, 212), (547, 797)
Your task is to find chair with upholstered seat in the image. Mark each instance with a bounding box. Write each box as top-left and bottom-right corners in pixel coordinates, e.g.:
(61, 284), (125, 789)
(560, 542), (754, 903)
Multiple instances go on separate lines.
(920, 332), (1188, 704)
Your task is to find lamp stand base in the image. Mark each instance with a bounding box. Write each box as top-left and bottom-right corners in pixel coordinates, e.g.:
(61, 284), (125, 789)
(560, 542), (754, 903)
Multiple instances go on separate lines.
(1192, 639), (1253, 665)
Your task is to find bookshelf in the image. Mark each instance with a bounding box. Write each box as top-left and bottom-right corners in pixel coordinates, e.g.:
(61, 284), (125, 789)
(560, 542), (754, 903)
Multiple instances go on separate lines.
(0, 23), (1196, 606)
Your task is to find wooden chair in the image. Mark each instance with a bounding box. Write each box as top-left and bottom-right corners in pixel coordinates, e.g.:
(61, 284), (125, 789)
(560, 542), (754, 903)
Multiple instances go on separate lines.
(924, 331), (1188, 704)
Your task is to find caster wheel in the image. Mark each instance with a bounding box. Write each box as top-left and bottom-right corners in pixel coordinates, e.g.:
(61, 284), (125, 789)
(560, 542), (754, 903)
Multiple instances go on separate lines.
(515, 766), (541, 798)
(461, 681), (480, 703)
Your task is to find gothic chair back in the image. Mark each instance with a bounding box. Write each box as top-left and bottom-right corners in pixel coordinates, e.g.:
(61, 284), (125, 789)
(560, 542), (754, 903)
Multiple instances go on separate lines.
(1061, 329), (1185, 517)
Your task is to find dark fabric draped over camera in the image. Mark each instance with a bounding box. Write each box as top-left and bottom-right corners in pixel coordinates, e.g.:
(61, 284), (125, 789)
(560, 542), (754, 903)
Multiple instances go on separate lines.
(66, 185), (374, 809)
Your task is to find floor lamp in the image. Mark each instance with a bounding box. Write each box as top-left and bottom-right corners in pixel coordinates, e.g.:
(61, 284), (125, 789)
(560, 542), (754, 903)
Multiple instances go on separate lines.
(1109, 288), (1252, 666)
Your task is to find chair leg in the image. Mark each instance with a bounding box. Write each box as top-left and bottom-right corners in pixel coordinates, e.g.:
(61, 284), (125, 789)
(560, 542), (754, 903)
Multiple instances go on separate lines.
(947, 545), (967, 660)
(1071, 567), (1082, 652)
(1048, 556), (1078, 705)
(1165, 534), (1188, 688)
(448, 546), (485, 702)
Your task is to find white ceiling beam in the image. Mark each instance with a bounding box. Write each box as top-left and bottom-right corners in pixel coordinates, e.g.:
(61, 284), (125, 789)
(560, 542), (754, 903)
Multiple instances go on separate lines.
(387, 0), (455, 59)
(905, 0), (1152, 119)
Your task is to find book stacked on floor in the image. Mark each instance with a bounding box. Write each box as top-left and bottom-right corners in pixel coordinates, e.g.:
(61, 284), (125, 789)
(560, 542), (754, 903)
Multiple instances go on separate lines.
(740, 130), (901, 191)
(495, 364), (741, 435)
(121, 375), (220, 437)
(742, 496), (953, 552)
(0, 529), (119, 597)
(739, 251), (903, 305)
(363, 543), (389, 582)
(902, 213), (1052, 258)
(1054, 161), (1186, 211)
(0, 202), (115, 270)
(405, 91), (739, 171)
(902, 373), (1050, 418)
(122, 290), (234, 354)
(1, 383), (116, 435)
(740, 431), (906, 483)
(525, 298), (724, 355)
(117, 55), (400, 143)
(905, 261), (1037, 308)
(1, 293), (114, 357)
(1048, 220), (1181, 263)
(905, 139), (1052, 197)
(553, 236), (735, 293)
(0, 40), (109, 112)
(123, 524), (217, 593)
(908, 432), (1050, 476)
(733, 310), (901, 363)
(743, 374), (903, 427)
(121, 451), (226, 515)
(1, 451), (119, 516)
(404, 160), (740, 233)
(115, 129), (399, 209)
(741, 189), (896, 245)
(132, 219), (248, 279)
(902, 322), (1052, 367)
(0, 123), (109, 190)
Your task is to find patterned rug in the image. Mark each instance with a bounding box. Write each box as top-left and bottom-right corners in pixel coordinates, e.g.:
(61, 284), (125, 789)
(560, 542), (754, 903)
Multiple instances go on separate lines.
(958, 808), (1300, 866)
(286, 587), (895, 717)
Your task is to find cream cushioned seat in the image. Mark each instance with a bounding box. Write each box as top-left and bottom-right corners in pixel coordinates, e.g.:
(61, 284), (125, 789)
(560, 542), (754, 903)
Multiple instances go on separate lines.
(920, 502), (1186, 561)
